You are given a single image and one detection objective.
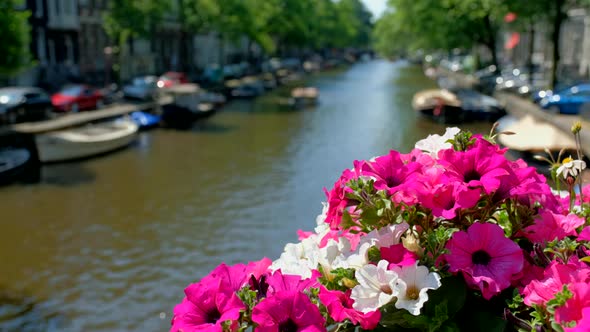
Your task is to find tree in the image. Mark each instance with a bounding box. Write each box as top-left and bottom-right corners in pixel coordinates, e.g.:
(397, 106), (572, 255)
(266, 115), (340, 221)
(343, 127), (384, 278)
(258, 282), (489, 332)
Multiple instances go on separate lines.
(373, 0), (505, 68)
(103, 0), (171, 82)
(335, 0), (373, 49)
(0, 0), (32, 76)
(504, 0), (568, 89)
(373, 11), (414, 58)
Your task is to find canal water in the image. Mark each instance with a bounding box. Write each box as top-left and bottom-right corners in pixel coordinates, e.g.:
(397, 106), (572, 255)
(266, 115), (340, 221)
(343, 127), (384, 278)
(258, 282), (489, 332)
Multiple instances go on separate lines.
(0, 60), (493, 331)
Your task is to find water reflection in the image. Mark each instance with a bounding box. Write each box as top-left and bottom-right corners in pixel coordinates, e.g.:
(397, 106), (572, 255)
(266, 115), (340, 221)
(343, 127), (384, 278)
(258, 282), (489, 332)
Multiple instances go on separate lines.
(39, 164), (96, 187)
(0, 289), (64, 332)
(0, 60), (496, 331)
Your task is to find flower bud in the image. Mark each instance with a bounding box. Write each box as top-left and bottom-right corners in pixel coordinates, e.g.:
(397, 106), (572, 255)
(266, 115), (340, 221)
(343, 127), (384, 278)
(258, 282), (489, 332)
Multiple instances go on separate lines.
(402, 233), (423, 255)
(340, 277), (358, 289)
(572, 121), (582, 134)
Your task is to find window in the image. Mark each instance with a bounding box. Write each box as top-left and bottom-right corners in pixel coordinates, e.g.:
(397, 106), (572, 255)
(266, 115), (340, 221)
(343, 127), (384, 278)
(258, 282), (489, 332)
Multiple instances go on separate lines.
(65, 35), (74, 65)
(24, 93), (46, 102)
(48, 39), (56, 65)
(37, 28), (46, 62)
(36, 0), (44, 17)
(60, 85), (83, 96)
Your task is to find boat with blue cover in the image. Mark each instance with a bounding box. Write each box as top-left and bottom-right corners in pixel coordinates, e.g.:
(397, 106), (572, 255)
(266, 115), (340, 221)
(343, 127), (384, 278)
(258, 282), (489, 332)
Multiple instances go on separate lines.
(129, 111), (161, 130)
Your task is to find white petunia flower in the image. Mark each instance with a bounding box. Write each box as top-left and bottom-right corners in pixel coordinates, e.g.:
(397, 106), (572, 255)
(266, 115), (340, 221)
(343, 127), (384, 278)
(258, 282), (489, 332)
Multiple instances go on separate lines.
(270, 237), (320, 278)
(414, 127), (460, 157)
(360, 222), (410, 248)
(557, 157), (586, 179)
(318, 237), (352, 271)
(351, 260), (399, 313)
(337, 242), (371, 270)
(390, 263), (441, 316)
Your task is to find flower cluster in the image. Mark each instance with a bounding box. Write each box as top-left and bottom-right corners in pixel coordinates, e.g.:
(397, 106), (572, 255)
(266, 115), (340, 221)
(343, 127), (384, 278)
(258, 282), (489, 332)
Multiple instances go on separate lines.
(171, 128), (590, 331)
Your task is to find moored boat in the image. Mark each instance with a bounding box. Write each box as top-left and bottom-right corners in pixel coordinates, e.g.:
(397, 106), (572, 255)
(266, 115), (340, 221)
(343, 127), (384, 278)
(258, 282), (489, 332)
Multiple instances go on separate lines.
(290, 87), (319, 108)
(226, 76), (265, 99)
(0, 147), (31, 184)
(412, 88), (506, 123)
(128, 111), (161, 130)
(35, 118), (138, 163)
(161, 102), (216, 129)
(412, 89), (463, 123)
(159, 84), (219, 129)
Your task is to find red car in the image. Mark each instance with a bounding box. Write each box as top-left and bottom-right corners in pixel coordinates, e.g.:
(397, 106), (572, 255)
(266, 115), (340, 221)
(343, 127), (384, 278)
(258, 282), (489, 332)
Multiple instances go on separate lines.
(157, 72), (190, 88)
(51, 84), (105, 112)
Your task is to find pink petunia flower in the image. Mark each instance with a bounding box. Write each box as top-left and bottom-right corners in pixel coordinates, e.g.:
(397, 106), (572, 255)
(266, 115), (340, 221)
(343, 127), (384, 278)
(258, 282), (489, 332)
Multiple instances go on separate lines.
(555, 282), (590, 326)
(358, 150), (421, 191)
(265, 270), (320, 295)
(445, 222), (523, 299)
(510, 256), (545, 291)
(324, 169), (358, 229)
(318, 287), (381, 329)
(582, 185), (590, 204)
(565, 307), (590, 331)
(252, 291), (326, 332)
(401, 148), (437, 167)
(297, 229), (315, 240)
(437, 141), (511, 195)
(521, 211), (585, 244)
(578, 226), (590, 242)
(357, 150), (423, 204)
(247, 258), (273, 281)
(380, 243), (418, 268)
(419, 182), (481, 219)
(171, 281), (245, 332)
(522, 259), (590, 307)
(201, 261), (271, 293)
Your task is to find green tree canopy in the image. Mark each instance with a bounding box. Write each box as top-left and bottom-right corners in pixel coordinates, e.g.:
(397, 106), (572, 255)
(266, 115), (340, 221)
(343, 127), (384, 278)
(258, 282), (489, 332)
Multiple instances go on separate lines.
(373, 0), (505, 67)
(0, 0), (32, 76)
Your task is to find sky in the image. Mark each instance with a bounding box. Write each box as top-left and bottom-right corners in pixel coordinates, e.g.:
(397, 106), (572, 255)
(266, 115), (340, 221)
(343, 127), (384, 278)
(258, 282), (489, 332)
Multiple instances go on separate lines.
(361, 0), (388, 19)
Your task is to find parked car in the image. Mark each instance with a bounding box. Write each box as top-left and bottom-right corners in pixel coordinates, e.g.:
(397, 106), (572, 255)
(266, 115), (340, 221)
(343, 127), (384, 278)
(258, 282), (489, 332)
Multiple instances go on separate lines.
(539, 83), (590, 115)
(101, 83), (124, 104)
(123, 76), (160, 101)
(157, 72), (189, 88)
(0, 87), (53, 124)
(51, 84), (105, 112)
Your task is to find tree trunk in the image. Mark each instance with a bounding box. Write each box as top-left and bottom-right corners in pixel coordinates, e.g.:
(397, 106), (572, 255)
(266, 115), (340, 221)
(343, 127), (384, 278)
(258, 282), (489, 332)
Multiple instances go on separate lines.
(472, 45), (481, 71)
(483, 14), (499, 69)
(551, 0), (566, 90)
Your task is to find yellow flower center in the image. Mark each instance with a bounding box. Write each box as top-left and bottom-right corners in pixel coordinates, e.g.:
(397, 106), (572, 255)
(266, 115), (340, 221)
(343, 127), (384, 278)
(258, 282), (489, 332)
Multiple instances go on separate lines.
(406, 286), (420, 300)
(563, 157), (574, 164)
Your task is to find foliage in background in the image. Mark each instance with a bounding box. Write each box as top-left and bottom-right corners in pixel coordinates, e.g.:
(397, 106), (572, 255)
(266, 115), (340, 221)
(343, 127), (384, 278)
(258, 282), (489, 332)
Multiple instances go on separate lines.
(0, 0), (32, 76)
(103, 0), (171, 82)
(373, 0), (589, 89)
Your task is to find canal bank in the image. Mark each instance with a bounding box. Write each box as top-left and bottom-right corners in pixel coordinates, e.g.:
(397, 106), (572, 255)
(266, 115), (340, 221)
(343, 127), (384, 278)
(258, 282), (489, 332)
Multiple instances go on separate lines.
(0, 60), (495, 331)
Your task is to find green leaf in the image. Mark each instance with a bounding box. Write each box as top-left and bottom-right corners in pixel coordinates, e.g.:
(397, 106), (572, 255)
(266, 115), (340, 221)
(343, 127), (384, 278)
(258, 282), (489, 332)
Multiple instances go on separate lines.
(379, 302), (431, 330)
(340, 210), (358, 230)
(423, 275), (467, 320)
(456, 294), (508, 332)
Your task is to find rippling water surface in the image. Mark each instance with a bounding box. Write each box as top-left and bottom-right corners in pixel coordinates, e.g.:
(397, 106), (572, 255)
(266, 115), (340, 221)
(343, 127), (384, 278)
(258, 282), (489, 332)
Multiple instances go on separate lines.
(0, 60), (493, 331)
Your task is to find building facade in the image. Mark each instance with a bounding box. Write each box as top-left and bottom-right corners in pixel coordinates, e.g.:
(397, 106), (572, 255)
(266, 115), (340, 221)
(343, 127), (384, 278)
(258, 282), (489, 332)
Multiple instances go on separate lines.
(20, 0), (80, 91)
(78, 0), (110, 86)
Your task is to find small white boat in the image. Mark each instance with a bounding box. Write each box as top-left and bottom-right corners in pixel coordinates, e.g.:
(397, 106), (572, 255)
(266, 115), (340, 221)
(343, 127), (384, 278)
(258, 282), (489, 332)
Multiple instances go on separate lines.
(290, 87), (319, 108)
(497, 115), (577, 153)
(35, 118), (138, 163)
